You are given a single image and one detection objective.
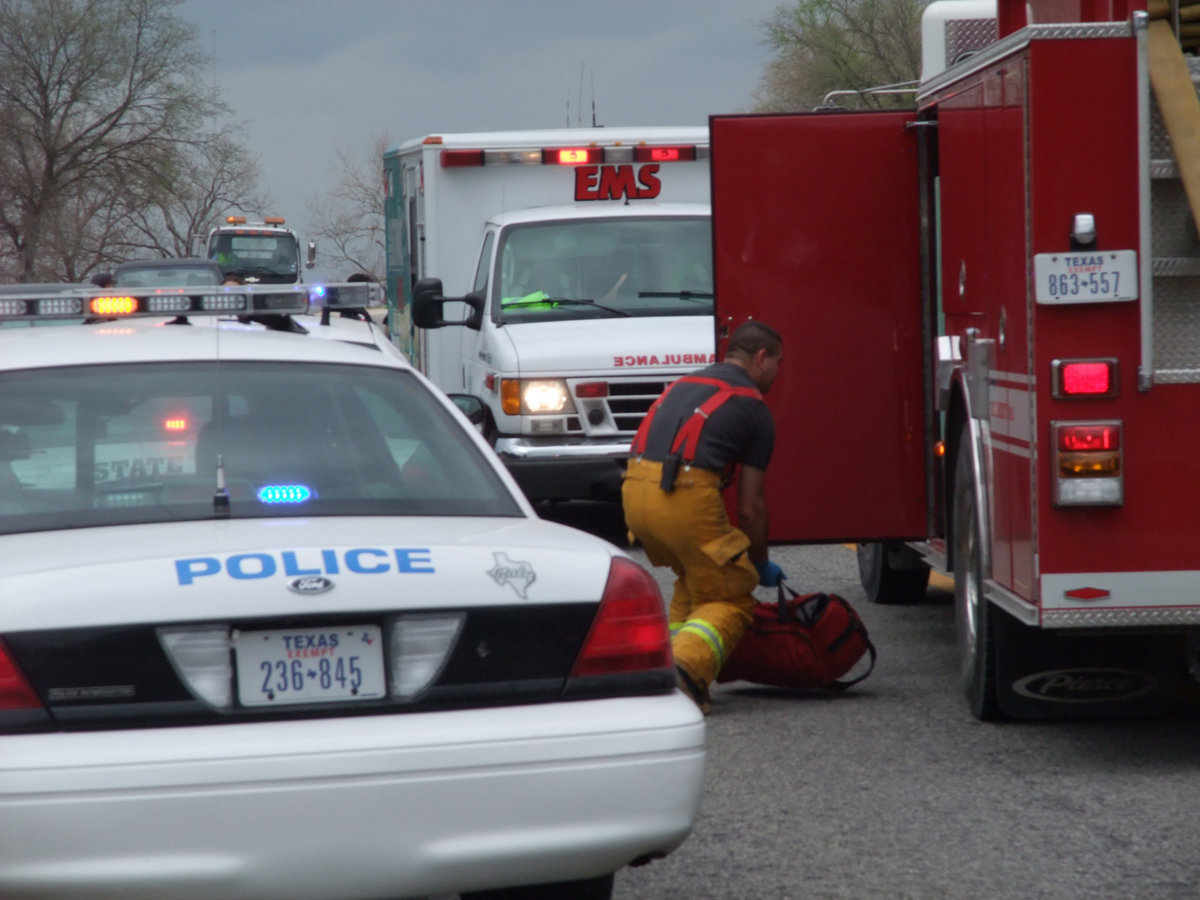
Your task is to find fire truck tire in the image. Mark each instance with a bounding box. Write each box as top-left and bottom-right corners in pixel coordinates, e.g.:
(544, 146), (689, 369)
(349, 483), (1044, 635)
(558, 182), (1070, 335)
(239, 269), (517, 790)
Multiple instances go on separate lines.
(953, 435), (1002, 721)
(856, 541), (930, 604)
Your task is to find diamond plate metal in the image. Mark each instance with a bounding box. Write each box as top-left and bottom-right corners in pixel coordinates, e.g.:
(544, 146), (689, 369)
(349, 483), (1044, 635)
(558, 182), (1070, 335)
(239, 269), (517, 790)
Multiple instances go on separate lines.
(1150, 58), (1200, 380)
(945, 18), (998, 67)
(1043, 607), (1200, 628)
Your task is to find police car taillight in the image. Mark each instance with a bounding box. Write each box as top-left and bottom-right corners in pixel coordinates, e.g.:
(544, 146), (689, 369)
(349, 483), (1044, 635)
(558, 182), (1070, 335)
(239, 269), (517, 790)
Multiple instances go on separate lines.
(0, 639), (42, 711)
(1052, 420), (1123, 506)
(570, 558), (672, 678)
(1052, 358), (1118, 398)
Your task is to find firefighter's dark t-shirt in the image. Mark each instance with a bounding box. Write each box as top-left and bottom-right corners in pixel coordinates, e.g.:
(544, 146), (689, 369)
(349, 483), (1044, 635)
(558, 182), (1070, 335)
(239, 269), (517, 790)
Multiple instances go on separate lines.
(638, 361), (775, 473)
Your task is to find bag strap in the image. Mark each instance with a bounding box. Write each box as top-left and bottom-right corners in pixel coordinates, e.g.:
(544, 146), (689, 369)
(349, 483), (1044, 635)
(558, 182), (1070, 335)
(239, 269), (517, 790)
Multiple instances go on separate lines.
(775, 583), (877, 690)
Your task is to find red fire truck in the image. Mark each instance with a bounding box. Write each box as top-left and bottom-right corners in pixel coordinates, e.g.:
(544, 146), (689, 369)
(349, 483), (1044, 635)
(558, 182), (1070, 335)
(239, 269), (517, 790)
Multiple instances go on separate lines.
(711, 0), (1200, 719)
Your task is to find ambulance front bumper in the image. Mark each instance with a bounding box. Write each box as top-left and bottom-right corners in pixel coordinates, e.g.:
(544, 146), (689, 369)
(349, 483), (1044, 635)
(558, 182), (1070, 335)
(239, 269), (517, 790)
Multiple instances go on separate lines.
(495, 437), (632, 501)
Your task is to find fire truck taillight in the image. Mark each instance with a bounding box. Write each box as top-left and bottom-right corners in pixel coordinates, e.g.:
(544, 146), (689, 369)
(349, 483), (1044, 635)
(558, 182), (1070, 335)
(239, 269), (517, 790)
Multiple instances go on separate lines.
(1051, 420), (1123, 507)
(1052, 358), (1118, 398)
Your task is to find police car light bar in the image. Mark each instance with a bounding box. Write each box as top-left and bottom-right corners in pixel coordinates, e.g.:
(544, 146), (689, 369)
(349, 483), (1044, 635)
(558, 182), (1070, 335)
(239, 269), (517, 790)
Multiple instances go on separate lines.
(307, 282), (380, 310)
(0, 285), (313, 322)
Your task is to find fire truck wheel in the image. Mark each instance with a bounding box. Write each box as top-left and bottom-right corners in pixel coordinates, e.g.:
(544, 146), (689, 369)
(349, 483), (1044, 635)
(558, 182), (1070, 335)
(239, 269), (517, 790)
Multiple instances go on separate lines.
(856, 541), (930, 604)
(953, 435), (1002, 721)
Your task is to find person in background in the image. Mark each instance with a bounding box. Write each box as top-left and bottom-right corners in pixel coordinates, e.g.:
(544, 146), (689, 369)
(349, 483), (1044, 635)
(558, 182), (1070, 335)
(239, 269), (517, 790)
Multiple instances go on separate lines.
(622, 320), (784, 713)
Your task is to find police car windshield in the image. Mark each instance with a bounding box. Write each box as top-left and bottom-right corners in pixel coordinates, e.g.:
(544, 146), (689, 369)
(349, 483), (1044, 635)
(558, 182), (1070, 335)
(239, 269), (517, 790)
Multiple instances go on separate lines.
(0, 362), (521, 534)
(496, 217), (713, 323)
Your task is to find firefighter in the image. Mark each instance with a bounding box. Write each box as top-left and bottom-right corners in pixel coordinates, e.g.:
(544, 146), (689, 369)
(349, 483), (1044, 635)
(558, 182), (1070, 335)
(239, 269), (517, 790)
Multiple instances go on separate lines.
(622, 320), (784, 713)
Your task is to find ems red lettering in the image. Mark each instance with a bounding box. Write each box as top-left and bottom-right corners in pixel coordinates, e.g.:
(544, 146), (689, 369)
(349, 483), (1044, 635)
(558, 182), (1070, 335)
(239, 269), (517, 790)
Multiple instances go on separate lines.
(576, 164), (664, 202)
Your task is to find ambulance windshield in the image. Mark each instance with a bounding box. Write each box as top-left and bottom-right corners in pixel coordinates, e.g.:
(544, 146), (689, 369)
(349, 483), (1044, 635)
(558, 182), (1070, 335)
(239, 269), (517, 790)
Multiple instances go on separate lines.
(496, 216), (712, 323)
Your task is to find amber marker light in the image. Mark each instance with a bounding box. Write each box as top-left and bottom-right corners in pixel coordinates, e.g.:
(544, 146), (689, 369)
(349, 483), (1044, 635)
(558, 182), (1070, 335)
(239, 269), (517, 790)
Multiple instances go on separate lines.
(89, 296), (137, 315)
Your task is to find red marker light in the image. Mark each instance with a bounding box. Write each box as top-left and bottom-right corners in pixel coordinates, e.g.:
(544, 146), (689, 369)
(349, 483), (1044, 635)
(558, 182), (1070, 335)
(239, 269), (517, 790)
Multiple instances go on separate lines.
(574, 382), (608, 398)
(1061, 362), (1111, 395)
(163, 417), (188, 432)
(90, 296), (137, 316)
(545, 147), (602, 165)
(634, 145), (695, 163)
(440, 149), (485, 168)
(1058, 423), (1120, 452)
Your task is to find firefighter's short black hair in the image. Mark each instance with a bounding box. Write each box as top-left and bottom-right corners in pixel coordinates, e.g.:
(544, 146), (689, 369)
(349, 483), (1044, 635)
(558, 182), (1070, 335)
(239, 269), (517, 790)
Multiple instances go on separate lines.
(727, 320), (782, 359)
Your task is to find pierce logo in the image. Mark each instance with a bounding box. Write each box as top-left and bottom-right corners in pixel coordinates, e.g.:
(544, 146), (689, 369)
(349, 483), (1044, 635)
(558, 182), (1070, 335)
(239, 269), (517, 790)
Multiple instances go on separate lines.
(288, 576), (334, 595)
(1012, 668), (1156, 703)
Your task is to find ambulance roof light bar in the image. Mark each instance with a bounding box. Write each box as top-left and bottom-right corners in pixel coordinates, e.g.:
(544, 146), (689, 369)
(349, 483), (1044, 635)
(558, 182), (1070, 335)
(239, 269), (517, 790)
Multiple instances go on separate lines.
(439, 142), (706, 168)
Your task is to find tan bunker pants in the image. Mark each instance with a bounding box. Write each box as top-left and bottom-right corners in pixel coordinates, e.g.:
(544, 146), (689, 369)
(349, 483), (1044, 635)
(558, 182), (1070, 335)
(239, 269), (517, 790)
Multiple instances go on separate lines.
(622, 458), (759, 689)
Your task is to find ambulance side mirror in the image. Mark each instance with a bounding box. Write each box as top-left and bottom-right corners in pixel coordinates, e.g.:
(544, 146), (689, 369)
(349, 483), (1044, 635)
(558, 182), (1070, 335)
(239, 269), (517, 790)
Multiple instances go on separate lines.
(412, 278), (484, 331)
(306, 240), (317, 270)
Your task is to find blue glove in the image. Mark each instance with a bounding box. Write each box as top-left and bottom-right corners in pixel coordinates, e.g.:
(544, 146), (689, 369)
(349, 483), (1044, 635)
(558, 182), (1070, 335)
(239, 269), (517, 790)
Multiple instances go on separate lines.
(755, 559), (785, 587)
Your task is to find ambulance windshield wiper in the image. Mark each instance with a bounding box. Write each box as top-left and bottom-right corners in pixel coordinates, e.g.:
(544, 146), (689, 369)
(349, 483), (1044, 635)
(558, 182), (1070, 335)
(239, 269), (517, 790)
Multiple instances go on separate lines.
(503, 296), (631, 317)
(638, 290), (714, 304)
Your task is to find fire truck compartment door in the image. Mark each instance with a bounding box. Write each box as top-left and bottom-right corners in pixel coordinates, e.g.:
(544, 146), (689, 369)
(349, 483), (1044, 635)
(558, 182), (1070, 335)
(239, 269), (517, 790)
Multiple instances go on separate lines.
(711, 111), (925, 543)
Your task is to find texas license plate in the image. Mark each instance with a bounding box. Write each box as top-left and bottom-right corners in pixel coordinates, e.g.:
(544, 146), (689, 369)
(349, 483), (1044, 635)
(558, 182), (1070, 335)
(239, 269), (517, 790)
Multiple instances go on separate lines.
(1033, 250), (1138, 304)
(234, 625), (386, 706)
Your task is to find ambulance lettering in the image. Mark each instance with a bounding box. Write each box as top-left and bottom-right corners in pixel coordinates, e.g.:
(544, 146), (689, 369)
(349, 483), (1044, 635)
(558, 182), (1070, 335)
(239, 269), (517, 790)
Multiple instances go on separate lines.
(613, 351), (717, 368)
(575, 164), (663, 201)
(175, 548), (436, 585)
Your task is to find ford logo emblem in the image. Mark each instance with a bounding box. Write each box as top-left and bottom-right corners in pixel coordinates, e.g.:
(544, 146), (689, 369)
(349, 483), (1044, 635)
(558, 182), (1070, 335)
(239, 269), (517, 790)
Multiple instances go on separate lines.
(1012, 668), (1157, 704)
(288, 576), (334, 595)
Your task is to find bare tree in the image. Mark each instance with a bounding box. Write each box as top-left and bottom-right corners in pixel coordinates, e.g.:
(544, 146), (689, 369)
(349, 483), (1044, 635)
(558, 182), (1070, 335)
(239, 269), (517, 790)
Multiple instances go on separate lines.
(755, 0), (928, 112)
(306, 133), (390, 280)
(117, 126), (273, 260)
(0, 0), (227, 280)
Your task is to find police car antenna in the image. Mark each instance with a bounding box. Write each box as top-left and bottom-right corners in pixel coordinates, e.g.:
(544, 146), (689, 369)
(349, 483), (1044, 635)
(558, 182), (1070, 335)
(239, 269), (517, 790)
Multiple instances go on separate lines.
(213, 454), (230, 518)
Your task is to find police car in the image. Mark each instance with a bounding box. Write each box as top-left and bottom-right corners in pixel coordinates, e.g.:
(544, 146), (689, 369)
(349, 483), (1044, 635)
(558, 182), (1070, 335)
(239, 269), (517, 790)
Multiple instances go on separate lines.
(0, 284), (705, 899)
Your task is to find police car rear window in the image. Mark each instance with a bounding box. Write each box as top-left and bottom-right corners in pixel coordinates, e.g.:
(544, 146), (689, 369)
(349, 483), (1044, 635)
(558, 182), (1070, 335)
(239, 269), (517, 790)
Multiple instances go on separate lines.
(0, 361), (521, 534)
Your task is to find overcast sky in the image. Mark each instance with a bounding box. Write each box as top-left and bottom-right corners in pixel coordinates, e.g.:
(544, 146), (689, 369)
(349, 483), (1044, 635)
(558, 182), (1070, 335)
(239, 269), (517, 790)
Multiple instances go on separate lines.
(178, 0), (783, 263)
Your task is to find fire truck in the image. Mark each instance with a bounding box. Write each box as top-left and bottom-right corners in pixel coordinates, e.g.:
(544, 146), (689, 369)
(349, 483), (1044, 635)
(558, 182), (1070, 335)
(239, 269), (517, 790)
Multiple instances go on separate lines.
(711, 0), (1200, 719)
(204, 216), (315, 285)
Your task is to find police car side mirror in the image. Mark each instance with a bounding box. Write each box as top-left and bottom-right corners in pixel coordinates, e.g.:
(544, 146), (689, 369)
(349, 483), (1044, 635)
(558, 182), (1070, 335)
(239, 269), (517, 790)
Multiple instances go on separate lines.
(449, 394), (486, 429)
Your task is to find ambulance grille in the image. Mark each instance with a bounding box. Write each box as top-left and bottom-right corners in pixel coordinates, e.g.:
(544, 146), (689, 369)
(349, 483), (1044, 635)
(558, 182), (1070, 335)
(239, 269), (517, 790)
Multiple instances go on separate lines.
(1148, 57), (1200, 383)
(566, 378), (671, 436)
(606, 380), (670, 432)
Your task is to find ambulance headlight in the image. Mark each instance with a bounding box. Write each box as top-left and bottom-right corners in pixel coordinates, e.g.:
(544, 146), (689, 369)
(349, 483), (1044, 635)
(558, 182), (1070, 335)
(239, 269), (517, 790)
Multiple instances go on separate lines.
(505, 379), (575, 415)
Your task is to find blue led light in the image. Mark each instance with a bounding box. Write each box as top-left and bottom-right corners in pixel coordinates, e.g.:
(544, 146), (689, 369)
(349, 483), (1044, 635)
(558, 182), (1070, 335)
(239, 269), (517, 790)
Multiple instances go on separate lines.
(310, 285), (327, 299)
(257, 484), (314, 504)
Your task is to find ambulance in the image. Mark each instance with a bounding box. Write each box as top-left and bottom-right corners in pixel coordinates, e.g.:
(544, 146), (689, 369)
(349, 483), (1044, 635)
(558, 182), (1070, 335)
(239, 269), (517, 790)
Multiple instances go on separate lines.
(383, 127), (715, 502)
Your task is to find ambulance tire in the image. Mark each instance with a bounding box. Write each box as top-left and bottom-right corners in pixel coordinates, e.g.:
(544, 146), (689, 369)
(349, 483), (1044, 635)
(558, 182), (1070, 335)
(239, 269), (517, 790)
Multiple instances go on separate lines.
(953, 436), (1002, 721)
(857, 541), (931, 604)
(461, 872), (614, 900)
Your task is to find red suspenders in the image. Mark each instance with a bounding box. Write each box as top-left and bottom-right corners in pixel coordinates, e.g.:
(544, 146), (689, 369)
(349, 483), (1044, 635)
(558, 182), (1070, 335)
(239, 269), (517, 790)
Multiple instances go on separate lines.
(630, 375), (763, 463)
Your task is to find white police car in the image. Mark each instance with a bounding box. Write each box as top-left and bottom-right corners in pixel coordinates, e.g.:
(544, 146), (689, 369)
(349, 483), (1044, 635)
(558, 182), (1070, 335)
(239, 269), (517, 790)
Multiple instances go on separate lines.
(0, 284), (705, 899)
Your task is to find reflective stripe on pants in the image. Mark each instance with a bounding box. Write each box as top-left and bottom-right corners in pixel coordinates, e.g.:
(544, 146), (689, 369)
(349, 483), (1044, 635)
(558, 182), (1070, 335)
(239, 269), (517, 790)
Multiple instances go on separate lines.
(622, 458), (759, 689)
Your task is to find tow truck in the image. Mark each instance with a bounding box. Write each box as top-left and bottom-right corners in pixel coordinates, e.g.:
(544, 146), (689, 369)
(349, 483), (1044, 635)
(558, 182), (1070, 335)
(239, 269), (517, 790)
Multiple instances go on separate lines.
(204, 215), (316, 285)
